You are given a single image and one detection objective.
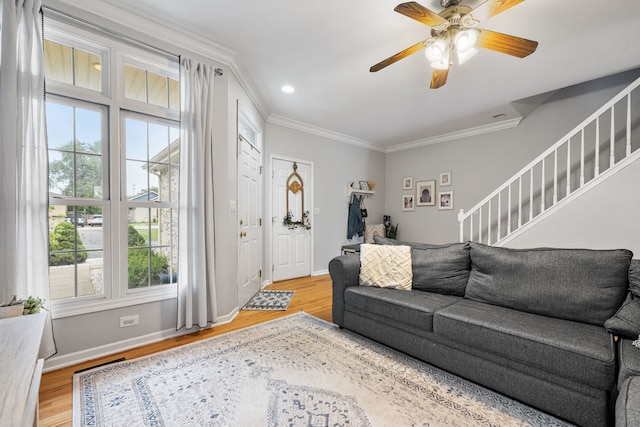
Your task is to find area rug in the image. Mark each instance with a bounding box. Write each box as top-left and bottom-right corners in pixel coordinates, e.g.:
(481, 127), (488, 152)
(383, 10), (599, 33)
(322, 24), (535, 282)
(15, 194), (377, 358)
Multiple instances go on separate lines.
(242, 290), (294, 311)
(73, 312), (572, 426)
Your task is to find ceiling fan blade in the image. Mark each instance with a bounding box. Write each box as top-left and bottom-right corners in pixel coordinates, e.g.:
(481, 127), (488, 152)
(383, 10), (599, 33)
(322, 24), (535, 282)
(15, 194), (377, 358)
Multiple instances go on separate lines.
(370, 40), (426, 72)
(430, 68), (449, 89)
(486, 0), (525, 18)
(394, 2), (448, 27)
(476, 29), (538, 58)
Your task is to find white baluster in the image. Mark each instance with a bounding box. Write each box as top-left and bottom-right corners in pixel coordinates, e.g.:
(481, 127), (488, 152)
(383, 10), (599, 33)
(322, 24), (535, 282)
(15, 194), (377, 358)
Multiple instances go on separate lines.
(487, 200), (492, 245)
(541, 159), (546, 212)
(470, 211), (474, 242)
(529, 168), (534, 221)
(518, 176), (522, 228)
(497, 193), (502, 241)
(566, 139), (571, 197)
(610, 107), (615, 168)
(595, 117), (600, 177)
(479, 206), (482, 243)
(580, 129), (585, 186)
(627, 93), (632, 156)
(507, 184), (512, 234)
(553, 150), (558, 205)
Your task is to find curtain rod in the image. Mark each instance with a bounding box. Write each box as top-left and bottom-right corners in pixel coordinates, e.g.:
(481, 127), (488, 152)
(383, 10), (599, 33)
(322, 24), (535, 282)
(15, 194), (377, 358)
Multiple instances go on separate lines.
(42, 5), (180, 60)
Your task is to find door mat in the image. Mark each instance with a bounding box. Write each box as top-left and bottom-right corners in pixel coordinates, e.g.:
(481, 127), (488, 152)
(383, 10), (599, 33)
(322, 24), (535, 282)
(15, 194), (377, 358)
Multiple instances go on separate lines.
(242, 290), (295, 311)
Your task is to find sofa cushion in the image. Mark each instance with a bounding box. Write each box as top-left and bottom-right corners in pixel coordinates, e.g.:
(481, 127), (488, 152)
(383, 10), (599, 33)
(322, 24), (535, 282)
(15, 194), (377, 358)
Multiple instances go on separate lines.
(630, 259), (640, 298)
(465, 242), (632, 325)
(605, 298), (640, 339)
(344, 286), (461, 332)
(359, 244), (412, 290)
(411, 243), (470, 296)
(618, 338), (640, 390)
(616, 376), (640, 426)
(433, 299), (617, 390)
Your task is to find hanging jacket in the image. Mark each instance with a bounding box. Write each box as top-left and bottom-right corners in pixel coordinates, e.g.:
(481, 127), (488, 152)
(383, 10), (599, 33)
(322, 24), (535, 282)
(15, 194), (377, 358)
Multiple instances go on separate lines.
(347, 194), (364, 239)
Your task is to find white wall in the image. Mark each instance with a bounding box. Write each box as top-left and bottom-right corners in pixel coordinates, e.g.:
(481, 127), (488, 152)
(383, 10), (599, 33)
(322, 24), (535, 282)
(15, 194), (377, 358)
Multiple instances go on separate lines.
(264, 123), (386, 277)
(384, 69), (640, 245)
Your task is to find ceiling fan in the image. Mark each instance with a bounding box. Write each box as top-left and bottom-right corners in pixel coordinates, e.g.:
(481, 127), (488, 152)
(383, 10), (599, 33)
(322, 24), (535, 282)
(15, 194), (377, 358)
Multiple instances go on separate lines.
(370, 0), (538, 89)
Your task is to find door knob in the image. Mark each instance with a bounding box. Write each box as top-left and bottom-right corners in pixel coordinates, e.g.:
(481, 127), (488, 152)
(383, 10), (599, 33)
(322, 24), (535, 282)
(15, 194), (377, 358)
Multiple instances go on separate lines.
(240, 231), (247, 238)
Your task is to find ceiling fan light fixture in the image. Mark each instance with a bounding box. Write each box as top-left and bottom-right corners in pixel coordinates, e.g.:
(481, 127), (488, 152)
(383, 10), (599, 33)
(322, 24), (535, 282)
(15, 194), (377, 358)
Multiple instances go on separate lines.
(456, 46), (478, 65)
(453, 29), (478, 52)
(424, 38), (449, 64)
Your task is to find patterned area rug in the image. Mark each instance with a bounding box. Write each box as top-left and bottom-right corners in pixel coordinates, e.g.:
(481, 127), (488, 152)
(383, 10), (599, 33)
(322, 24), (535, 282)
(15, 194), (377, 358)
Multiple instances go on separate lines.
(242, 290), (294, 311)
(73, 312), (572, 426)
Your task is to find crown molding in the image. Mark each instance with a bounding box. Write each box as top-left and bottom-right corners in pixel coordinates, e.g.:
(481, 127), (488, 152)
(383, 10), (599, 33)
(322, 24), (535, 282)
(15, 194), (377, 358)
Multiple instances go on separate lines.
(386, 117), (523, 153)
(267, 114), (387, 153)
(43, 0), (269, 121)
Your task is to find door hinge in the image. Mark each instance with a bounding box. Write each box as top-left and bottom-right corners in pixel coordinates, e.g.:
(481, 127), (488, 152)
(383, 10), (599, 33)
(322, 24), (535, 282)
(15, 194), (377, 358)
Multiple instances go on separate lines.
(272, 265), (274, 271)
(259, 269), (262, 278)
(259, 218), (262, 226)
(260, 165), (263, 174)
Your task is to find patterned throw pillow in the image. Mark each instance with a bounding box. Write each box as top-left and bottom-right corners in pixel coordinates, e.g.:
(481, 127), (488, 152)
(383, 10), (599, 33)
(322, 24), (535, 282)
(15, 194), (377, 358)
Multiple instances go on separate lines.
(359, 244), (412, 291)
(364, 224), (386, 244)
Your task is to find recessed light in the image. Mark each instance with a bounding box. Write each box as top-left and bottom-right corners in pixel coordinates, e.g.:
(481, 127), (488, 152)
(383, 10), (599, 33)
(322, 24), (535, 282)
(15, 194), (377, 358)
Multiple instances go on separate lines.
(281, 85), (295, 94)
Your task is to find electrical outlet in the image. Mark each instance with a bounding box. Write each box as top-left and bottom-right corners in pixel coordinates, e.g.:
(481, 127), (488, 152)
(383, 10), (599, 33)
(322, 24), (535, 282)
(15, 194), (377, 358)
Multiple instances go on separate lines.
(120, 314), (139, 328)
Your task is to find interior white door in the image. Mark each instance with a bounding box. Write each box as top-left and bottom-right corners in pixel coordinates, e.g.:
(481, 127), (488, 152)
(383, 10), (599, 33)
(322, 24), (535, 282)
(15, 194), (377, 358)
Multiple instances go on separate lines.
(238, 136), (262, 307)
(272, 158), (311, 282)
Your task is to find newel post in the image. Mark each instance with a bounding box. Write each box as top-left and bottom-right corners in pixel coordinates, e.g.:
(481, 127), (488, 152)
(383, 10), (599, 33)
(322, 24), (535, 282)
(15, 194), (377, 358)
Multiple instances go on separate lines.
(457, 209), (465, 243)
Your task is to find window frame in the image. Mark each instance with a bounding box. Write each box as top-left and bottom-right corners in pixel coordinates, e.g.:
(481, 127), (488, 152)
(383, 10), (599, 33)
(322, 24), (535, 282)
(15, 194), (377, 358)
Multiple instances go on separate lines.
(45, 16), (180, 319)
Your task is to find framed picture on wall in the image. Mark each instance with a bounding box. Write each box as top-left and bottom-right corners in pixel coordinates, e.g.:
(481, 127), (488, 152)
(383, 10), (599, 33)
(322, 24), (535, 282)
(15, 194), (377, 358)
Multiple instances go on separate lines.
(438, 191), (454, 210)
(402, 177), (413, 190)
(415, 180), (436, 206)
(440, 171), (451, 186)
(402, 194), (415, 211)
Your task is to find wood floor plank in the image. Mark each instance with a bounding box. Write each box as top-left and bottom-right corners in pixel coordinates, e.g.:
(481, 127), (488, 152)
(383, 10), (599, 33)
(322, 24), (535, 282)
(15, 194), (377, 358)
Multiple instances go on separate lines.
(39, 275), (333, 427)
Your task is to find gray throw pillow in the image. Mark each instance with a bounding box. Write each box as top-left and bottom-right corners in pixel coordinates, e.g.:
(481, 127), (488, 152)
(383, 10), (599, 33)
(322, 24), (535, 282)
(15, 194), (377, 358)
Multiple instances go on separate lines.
(605, 298), (640, 339)
(411, 243), (471, 296)
(465, 242), (632, 325)
(630, 260), (640, 298)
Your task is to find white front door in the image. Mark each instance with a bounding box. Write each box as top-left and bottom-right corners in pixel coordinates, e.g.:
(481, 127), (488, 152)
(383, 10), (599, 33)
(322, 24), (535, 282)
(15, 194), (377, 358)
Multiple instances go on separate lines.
(238, 136), (262, 307)
(272, 158), (312, 282)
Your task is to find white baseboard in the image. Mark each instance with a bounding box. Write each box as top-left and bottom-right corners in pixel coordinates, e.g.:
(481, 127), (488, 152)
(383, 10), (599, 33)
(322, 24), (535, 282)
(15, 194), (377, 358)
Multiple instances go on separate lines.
(312, 269), (329, 276)
(44, 309), (239, 372)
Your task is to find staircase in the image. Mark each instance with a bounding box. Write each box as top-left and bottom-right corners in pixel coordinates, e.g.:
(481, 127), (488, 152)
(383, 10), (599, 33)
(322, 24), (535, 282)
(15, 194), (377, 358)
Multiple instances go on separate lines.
(458, 76), (640, 246)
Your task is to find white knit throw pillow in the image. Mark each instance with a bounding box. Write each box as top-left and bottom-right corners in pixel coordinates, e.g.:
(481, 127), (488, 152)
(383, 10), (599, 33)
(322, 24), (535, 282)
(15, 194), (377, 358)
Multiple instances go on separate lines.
(359, 244), (412, 291)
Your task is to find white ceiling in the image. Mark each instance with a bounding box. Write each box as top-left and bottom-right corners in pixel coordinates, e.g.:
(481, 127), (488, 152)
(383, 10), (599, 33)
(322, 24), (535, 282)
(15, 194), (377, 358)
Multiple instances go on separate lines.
(103, 0), (640, 150)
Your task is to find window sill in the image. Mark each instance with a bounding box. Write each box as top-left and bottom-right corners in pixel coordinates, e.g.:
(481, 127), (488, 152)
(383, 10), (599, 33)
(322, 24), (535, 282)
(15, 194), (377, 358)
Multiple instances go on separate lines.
(50, 286), (177, 319)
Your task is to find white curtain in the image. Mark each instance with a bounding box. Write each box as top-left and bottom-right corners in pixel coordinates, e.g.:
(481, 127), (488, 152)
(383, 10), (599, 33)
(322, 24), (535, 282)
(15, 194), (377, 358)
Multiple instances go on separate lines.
(177, 58), (217, 330)
(0, 0), (56, 358)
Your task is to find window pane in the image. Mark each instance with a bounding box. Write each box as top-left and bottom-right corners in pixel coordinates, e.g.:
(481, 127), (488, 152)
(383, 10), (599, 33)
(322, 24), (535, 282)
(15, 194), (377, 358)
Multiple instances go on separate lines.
(149, 123), (169, 159)
(49, 205), (104, 300)
(48, 150), (73, 196)
(125, 118), (148, 161)
(124, 65), (147, 102)
(169, 78), (179, 110)
(46, 102), (74, 150)
(76, 108), (103, 153)
(147, 72), (168, 107)
(74, 49), (101, 91)
(126, 160), (148, 200)
(44, 40), (73, 85)
(75, 153), (103, 198)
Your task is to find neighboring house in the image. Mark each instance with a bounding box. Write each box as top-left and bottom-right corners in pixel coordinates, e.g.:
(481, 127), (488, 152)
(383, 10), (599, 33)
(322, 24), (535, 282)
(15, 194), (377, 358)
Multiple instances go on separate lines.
(127, 191), (159, 223)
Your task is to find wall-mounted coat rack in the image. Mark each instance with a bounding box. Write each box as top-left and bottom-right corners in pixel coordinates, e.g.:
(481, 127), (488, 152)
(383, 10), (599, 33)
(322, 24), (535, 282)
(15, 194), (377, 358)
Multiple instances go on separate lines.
(347, 183), (375, 202)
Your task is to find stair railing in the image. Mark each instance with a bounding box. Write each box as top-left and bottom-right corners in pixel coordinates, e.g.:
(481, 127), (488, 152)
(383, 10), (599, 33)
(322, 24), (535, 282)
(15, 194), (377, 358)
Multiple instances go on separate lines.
(458, 76), (640, 245)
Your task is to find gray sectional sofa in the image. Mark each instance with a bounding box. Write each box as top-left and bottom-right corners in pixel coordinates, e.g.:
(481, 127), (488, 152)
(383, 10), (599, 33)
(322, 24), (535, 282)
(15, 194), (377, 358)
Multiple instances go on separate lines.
(329, 239), (640, 427)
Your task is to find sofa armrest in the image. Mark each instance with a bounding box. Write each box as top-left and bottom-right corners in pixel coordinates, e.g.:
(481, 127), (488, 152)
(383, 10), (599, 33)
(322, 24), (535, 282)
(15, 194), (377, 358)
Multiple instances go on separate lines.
(619, 337), (640, 390)
(329, 254), (361, 327)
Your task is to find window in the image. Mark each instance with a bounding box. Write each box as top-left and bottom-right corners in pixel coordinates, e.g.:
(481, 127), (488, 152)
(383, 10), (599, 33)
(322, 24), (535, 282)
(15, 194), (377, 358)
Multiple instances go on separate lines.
(44, 17), (179, 317)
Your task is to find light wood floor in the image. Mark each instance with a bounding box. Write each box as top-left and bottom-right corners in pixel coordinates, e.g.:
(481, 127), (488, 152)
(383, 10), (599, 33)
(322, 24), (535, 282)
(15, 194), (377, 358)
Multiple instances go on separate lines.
(39, 275), (333, 427)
